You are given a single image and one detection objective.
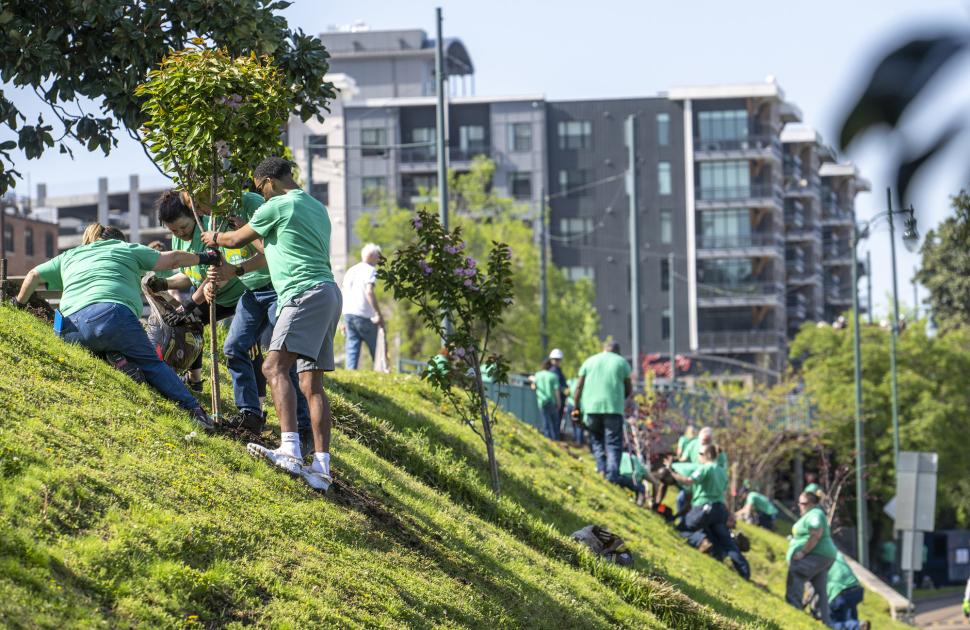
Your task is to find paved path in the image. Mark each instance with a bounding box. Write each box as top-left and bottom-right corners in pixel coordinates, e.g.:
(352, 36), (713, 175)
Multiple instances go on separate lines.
(916, 592), (968, 629)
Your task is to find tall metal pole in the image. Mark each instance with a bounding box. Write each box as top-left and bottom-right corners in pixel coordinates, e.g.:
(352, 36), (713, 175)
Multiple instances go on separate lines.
(668, 251), (676, 387)
(539, 187), (548, 357)
(866, 249), (873, 325)
(434, 7), (449, 232)
(851, 225), (869, 567)
(305, 134), (313, 199)
(886, 188), (901, 471)
(625, 115), (640, 382)
(913, 278), (918, 320)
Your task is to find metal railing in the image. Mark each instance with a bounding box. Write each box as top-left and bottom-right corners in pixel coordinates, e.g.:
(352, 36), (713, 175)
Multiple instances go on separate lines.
(398, 146), (488, 163)
(697, 330), (786, 351)
(696, 232), (782, 250)
(697, 281), (783, 299)
(694, 134), (780, 154)
(696, 183), (780, 202)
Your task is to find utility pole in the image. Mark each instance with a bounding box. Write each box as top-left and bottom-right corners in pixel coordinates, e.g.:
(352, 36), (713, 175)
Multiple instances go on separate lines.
(305, 133), (313, 198)
(539, 187), (548, 357)
(625, 115), (640, 382)
(434, 7), (449, 233)
(668, 251), (676, 387)
(912, 277), (918, 320)
(851, 224), (869, 567)
(887, 188), (901, 471)
(866, 250), (873, 325)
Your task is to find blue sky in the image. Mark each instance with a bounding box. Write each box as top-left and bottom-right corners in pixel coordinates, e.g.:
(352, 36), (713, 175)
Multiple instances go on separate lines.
(7, 0), (970, 315)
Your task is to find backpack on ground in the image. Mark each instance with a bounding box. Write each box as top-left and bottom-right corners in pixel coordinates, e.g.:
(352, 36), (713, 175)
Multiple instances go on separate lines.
(570, 525), (634, 566)
(141, 275), (203, 373)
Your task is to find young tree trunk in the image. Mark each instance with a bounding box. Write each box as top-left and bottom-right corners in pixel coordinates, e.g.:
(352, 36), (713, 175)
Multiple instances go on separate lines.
(474, 365), (500, 494)
(208, 148), (221, 421)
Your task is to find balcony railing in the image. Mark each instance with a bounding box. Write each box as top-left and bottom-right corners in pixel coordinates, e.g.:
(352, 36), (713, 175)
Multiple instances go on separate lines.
(399, 146), (488, 163)
(694, 134), (780, 154)
(697, 281), (783, 299)
(822, 200), (854, 224)
(697, 330), (785, 352)
(696, 183), (779, 202)
(696, 233), (782, 250)
(826, 286), (854, 302)
(784, 174), (821, 194)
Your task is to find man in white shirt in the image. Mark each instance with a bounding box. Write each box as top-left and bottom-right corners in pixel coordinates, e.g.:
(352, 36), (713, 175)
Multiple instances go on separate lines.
(341, 243), (384, 369)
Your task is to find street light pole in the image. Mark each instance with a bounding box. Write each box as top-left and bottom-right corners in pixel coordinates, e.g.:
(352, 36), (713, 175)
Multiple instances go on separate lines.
(886, 187), (901, 471)
(851, 223), (869, 567)
(669, 251), (676, 387)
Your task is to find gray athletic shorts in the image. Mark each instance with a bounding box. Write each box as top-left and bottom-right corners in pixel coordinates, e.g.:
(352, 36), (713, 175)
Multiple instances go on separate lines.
(269, 281), (342, 373)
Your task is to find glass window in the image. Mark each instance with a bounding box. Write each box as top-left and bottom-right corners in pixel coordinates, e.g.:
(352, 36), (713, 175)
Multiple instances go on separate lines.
(558, 169), (588, 197)
(661, 259), (670, 291)
(510, 122), (532, 152)
(557, 120), (592, 149)
(658, 162), (672, 195)
(698, 161), (750, 200)
(361, 176), (387, 206)
(698, 258), (754, 286)
(310, 182), (329, 206)
(657, 113), (670, 146)
(509, 172), (532, 200)
(361, 128), (387, 157)
(565, 266), (594, 281)
(700, 208), (751, 246)
(558, 217), (593, 237)
(402, 174), (435, 204)
(662, 309), (671, 340)
(660, 211), (672, 244)
(45, 232), (54, 258)
(697, 110), (748, 142)
(308, 134), (328, 158)
(24, 227), (33, 256)
(3, 223), (13, 252)
(459, 125), (486, 155)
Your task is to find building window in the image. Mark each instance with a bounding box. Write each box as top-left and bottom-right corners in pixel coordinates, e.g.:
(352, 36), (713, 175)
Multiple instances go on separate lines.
(458, 125), (486, 156)
(698, 160), (750, 200)
(361, 176), (387, 206)
(558, 169), (588, 197)
(361, 128), (387, 157)
(310, 182), (329, 206)
(565, 266), (594, 281)
(45, 232), (54, 258)
(697, 110), (748, 141)
(658, 162), (672, 195)
(510, 122), (532, 152)
(559, 217), (593, 237)
(557, 120), (592, 149)
(660, 211), (672, 244)
(308, 134), (328, 158)
(402, 173), (435, 203)
(657, 113), (670, 146)
(661, 259), (670, 291)
(3, 223), (12, 252)
(698, 258), (754, 286)
(410, 127), (436, 160)
(24, 227), (33, 256)
(509, 172), (532, 200)
(700, 208), (751, 247)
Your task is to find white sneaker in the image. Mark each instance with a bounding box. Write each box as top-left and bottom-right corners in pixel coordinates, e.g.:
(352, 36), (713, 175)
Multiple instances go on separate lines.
(300, 465), (333, 492)
(247, 443), (301, 476)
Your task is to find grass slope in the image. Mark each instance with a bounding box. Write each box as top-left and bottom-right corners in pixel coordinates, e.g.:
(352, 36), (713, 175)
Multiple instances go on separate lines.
(0, 308), (904, 628)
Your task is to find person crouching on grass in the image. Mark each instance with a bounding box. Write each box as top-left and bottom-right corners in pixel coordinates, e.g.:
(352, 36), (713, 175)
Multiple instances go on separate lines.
(13, 222), (219, 430)
(202, 157), (341, 492)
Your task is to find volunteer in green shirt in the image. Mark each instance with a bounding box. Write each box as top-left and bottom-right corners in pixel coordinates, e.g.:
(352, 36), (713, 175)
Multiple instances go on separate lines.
(736, 485), (779, 530)
(785, 491), (837, 625)
(671, 444), (750, 579)
(827, 552), (864, 629)
(533, 359), (562, 441)
(202, 157), (341, 493)
(13, 222), (216, 430)
(571, 341), (633, 491)
(676, 425), (696, 459)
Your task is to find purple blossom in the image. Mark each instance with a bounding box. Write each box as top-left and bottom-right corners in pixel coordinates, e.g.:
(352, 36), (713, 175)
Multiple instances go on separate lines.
(465, 257), (477, 269)
(445, 245), (458, 255)
(412, 217), (423, 230)
(419, 260), (432, 274)
(454, 347), (466, 358)
(464, 278), (474, 287)
(456, 241), (466, 252)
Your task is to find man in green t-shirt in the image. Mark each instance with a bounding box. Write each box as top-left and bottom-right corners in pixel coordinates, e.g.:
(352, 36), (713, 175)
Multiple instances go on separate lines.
(202, 157), (341, 493)
(827, 552), (863, 628)
(785, 491), (837, 625)
(671, 444), (750, 579)
(571, 341), (634, 491)
(532, 359), (562, 441)
(735, 485), (778, 530)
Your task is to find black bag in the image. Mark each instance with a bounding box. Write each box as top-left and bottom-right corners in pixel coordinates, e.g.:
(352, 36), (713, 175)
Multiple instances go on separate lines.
(570, 525), (634, 566)
(141, 275), (203, 373)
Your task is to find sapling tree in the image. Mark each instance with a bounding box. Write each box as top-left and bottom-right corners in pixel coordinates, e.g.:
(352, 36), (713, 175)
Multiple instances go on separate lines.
(379, 208), (514, 494)
(135, 42), (293, 418)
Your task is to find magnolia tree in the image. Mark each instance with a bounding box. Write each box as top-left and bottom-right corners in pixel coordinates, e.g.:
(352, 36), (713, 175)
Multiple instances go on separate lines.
(135, 42), (293, 417)
(379, 209), (514, 494)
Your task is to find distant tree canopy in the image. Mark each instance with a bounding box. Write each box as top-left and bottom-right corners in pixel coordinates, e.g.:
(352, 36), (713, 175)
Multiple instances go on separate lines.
(356, 157), (602, 375)
(0, 0), (335, 193)
(915, 191), (970, 332)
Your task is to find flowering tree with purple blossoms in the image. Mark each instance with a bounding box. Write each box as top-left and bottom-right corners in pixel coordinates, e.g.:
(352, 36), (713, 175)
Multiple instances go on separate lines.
(379, 208), (514, 494)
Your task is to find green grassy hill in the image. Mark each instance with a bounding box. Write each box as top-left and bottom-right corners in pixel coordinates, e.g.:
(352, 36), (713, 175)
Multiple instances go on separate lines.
(0, 308), (905, 628)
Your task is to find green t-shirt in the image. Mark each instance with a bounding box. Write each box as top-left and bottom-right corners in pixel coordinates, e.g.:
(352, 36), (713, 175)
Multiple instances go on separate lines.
(222, 192), (273, 292)
(677, 435), (692, 454)
(248, 189), (334, 313)
(427, 354), (449, 377)
(534, 370), (560, 409)
(577, 351), (631, 415)
(787, 506), (838, 563)
(689, 462), (727, 507)
(826, 552), (860, 602)
(36, 240), (160, 317)
(170, 214), (246, 307)
(683, 439), (728, 469)
(620, 452), (647, 484)
(746, 491), (778, 517)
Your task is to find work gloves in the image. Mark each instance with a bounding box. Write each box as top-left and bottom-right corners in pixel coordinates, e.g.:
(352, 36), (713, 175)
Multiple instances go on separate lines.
(197, 249), (221, 266)
(163, 301), (202, 327)
(145, 276), (169, 292)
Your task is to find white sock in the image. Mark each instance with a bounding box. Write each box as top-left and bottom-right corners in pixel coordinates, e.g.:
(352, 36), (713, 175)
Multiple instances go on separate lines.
(312, 452), (331, 476)
(277, 432), (301, 459)
(259, 396), (266, 409)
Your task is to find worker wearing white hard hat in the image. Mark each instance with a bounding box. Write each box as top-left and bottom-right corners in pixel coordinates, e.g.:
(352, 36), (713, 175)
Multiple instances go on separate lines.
(546, 348), (569, 437)
(549, 348), (564, 360)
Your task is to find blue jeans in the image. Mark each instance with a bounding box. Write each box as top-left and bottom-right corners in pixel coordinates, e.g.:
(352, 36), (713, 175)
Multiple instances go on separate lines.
(586, 413), (638, 492)
(540, 403), (560, 440)
(684, 502), (750, 579)
(62, 302), (199, 411)
(344, 314), (378, 369)
(224, 286), (309, 428)
(829, 585), (863, 628)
